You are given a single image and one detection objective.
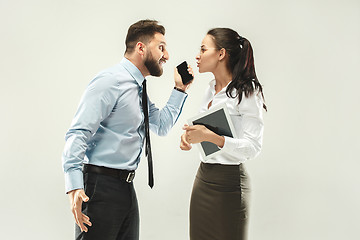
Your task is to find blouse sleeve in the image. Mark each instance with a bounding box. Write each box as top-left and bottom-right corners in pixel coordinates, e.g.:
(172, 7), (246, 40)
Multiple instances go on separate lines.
(221, 91), (264, 163)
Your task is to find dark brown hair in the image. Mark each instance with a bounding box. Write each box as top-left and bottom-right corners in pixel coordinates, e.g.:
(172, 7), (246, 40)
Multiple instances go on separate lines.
(125, 19), (165, 54)
(207, 28), (267, 111)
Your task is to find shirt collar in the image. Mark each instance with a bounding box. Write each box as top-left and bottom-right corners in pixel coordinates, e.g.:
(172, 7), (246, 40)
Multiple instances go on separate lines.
(209, 79), (232, 95)
(209, 79), (216, 87)
(120, 57), (145, 86)
(209, 79), (216, 95)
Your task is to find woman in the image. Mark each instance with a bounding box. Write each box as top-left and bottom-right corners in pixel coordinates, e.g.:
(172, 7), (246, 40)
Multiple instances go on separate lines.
(180, 28), (267, 240)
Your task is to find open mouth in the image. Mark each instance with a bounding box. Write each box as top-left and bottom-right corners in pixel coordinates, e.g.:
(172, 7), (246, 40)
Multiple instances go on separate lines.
(159, 59), (166, 66)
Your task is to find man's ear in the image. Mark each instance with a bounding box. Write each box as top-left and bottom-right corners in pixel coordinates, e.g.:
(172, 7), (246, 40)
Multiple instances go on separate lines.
(219, 48), (226, 61)
(136, 42), (146, 56)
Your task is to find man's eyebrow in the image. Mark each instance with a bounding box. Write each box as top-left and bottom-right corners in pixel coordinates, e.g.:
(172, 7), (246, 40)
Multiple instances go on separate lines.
(159, 41), (167, 46)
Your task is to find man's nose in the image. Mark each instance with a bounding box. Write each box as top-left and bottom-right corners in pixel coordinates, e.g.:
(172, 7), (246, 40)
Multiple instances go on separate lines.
(163, 50), (169, 60)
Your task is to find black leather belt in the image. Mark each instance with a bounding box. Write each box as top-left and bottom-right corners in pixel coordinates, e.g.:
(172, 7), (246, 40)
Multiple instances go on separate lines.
(83, 164), (135, 183)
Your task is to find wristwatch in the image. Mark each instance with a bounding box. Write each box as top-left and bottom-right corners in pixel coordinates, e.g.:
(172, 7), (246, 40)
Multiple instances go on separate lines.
(174, 87), (186, 93)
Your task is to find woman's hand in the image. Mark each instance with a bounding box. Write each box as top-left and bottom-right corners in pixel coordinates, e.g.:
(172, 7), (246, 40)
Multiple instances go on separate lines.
(182, 124), (225, 148)
(183, 124), (212, 144)
(174, 65), (194, 92)
(180, 132), (192, 151)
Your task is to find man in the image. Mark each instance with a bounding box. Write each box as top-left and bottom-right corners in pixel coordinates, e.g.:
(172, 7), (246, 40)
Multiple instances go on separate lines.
(62, 19), (191, 240)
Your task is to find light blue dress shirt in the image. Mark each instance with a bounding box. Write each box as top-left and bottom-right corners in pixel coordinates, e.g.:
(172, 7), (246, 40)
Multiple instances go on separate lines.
(62, 58), (187, 193)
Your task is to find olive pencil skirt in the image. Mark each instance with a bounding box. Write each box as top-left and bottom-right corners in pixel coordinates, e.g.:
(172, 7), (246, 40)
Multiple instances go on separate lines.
(190, 162), (250, 240)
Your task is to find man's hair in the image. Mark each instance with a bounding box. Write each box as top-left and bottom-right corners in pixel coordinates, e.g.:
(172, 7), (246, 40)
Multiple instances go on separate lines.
(125, 19), (165, 54)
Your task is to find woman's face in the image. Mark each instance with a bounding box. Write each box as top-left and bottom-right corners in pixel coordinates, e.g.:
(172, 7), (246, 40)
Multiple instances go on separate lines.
(196, 34), (219, 73)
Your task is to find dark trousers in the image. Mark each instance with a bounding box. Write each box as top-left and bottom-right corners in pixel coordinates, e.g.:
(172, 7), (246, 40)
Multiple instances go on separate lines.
(75, 172), (139, 240)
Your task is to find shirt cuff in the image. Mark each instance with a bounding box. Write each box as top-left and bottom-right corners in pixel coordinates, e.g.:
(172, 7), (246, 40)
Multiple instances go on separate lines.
(221, 136), (238, 152)
(64, 169), (84, 193)
(168, 89), (187, 108)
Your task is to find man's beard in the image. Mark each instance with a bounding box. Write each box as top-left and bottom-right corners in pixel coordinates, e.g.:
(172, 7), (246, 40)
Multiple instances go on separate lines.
(144, 52), (163, 77)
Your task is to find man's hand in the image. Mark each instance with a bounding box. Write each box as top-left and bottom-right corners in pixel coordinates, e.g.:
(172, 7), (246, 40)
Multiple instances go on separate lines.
(68, 189), (92, 232)
(174, 66), (194, 92)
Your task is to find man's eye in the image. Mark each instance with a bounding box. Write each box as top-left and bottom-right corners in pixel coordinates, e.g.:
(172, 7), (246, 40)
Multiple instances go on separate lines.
(159, 46), (164, 51)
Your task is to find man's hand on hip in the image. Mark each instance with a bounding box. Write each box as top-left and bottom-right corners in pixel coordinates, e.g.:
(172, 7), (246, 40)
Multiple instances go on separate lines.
(68, 189), (92, 232)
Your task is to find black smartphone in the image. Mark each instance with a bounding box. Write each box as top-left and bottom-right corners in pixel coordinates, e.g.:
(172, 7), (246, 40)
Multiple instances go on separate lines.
(176, 61), (193, 85)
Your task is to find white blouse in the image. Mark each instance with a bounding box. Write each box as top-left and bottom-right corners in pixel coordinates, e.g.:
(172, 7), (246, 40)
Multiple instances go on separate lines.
(199, 79), (264, 165)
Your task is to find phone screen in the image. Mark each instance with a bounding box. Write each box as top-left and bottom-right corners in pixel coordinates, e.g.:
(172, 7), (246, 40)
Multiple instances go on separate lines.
(176, 61), (193, 85)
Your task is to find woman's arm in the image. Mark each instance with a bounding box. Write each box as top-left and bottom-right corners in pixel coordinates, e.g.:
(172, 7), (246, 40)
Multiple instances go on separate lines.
(182, 92), (264, 162)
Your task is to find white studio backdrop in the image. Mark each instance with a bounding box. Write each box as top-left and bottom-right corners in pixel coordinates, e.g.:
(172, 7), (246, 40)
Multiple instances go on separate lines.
(0, 0), (359, 239)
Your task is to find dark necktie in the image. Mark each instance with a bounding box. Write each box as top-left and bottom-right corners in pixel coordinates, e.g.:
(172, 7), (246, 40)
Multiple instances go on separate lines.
(142, 80), (154, 188)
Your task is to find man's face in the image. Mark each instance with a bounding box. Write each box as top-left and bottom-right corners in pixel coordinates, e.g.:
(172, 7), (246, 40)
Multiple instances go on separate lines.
(144, 33), (169, 77)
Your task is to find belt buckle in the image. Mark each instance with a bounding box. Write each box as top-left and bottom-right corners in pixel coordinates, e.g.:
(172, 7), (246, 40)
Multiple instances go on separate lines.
(126, 172), (135, 183)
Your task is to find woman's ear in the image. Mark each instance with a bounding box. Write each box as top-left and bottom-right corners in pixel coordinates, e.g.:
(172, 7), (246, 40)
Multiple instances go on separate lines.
(219, 48), (226, 61)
